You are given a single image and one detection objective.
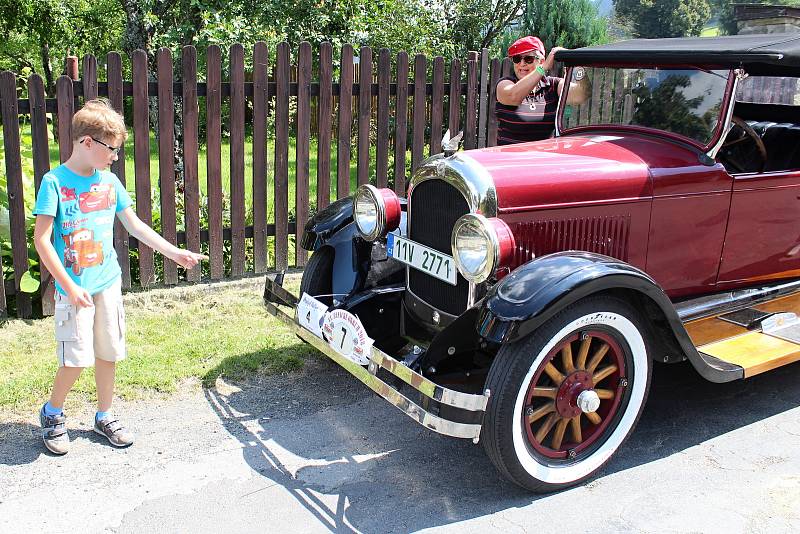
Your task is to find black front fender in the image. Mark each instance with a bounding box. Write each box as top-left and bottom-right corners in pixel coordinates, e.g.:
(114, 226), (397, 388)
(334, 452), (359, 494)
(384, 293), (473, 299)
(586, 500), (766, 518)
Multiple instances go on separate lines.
(478, 252), (668, 343)
(476, 251), (741, 382)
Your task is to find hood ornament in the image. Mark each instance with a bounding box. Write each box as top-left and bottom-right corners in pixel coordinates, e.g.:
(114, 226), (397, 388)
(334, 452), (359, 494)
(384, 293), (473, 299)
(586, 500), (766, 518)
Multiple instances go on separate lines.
(441, 129), (464, 157)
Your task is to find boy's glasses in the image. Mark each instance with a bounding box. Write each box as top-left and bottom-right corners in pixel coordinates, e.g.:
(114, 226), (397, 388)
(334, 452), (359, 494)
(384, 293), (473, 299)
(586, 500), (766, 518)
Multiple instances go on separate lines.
(82, 136), (122, 155)
(512, 55), (539, 65)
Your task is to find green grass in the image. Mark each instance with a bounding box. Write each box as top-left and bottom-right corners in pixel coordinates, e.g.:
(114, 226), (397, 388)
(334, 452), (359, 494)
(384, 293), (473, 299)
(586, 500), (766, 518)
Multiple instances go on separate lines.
(0, 277), (311, 416)
(701, 25), (720, 37)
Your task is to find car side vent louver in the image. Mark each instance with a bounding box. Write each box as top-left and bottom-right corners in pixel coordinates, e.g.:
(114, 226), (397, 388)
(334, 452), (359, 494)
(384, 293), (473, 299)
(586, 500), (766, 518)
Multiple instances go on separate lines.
(512, 215), (631, 267)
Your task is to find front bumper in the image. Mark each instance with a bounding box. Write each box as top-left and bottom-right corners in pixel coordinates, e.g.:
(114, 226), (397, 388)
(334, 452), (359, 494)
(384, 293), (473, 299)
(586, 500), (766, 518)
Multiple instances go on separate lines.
(263, 275), (489, 441)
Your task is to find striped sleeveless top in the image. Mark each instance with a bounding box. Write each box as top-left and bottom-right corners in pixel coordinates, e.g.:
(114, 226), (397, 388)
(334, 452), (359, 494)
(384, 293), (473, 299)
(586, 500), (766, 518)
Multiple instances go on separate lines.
(495, 75), (562, 145)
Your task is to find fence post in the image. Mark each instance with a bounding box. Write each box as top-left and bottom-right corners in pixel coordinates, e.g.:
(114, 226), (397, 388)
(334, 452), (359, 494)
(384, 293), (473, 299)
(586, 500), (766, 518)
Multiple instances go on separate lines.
(337, 44), (354, 199)
(430, 56), (445, 156)
(478, 49), (489, 148)
(448, 59), (461, 137)
(274, 42), (290, 270)
(357, 46), (372, 187)
(394, 52), (409, 195)
(230, 43), (247, 275)
(487, 58), (501, 147)
(295, 41), (312, 267)
(182, 45), (202, 281)
(82, 54), (98, 102)
(411, 54), (426, 172)
(0, 71), (33, 318)
(157, 48), (178, 285)
(316, 42), (333, 211)
(252, 42), (269, 273)
(107, 52), (131, 289)
(132, 50), (155, 286)
(376, 48), (390, 188)
(28, 73), (55, 315)
(465, 51), (479, 150)
(206, 45), (224, 279)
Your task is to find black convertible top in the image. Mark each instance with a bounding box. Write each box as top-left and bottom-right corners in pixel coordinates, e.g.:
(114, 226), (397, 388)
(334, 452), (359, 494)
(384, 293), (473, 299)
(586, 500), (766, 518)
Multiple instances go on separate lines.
(556, 34), (800, 76)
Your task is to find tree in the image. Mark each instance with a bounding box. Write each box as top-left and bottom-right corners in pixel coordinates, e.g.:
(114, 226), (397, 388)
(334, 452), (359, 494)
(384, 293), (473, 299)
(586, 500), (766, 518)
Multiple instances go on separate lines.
(443, 1), (526, 57)
(498, 0), (609, 57)
(614, 0), (711, 38)
(0, 0), (122, 93)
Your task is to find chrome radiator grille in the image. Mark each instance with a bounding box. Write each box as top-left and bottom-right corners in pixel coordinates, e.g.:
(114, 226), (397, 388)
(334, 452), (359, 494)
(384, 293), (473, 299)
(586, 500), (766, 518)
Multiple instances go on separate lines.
(408, 179), (470, 316)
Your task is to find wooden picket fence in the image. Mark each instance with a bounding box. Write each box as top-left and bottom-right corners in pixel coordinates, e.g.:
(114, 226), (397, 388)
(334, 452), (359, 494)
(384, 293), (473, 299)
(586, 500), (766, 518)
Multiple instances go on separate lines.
(3, 42), (796, 319)
(0, 42), (514, 318)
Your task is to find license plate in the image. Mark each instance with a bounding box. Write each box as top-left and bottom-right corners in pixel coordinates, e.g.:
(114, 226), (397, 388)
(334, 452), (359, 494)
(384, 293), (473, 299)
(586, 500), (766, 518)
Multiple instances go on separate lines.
(387, 234), (457, 285)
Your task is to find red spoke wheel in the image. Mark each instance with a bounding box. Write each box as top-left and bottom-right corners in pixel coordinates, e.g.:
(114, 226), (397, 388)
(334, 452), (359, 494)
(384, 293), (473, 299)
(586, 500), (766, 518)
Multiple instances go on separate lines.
(482, 296), (651, 493)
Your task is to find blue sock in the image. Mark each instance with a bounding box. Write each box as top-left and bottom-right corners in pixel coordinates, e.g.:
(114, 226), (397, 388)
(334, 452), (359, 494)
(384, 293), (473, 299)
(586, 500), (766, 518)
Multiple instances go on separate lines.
(96, 411), (110, 421)
(43, 402), (63, 417)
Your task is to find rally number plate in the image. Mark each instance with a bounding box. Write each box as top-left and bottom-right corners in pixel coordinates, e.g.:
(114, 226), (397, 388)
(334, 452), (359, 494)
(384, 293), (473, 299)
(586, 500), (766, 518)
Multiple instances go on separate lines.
(387, 234), (457, 285)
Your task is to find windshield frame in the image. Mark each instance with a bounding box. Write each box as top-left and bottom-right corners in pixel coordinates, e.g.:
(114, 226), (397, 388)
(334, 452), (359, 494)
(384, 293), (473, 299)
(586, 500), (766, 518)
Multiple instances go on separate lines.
(556, 64), (737, 152)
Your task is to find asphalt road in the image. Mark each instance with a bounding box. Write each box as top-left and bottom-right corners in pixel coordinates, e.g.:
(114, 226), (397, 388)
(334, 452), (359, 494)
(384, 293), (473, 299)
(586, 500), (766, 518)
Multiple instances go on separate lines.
(2, 354), (799, 533)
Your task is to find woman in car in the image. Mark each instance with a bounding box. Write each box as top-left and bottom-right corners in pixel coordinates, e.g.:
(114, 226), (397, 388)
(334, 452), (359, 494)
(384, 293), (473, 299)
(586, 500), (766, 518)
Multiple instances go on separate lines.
(496, 36), (587, 145)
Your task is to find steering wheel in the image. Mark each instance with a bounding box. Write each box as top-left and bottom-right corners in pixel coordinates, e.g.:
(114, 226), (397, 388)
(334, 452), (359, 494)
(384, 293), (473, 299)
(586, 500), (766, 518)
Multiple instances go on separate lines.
(720, 116), (767, 173)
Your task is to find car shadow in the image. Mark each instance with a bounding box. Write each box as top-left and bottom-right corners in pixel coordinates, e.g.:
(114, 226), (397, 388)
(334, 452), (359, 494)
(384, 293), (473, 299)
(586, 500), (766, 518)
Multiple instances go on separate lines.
(206, 351), (800, 533)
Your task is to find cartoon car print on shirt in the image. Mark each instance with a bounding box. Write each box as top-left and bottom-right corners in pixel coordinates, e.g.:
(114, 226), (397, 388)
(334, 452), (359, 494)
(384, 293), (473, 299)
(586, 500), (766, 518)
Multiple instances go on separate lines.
(79, 183), (116, 213)
(60, 186), (77, 202)
(62, 228), (103, 275)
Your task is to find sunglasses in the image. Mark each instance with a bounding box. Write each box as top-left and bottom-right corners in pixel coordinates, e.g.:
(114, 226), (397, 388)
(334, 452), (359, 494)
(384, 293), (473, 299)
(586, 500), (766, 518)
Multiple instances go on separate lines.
(81, 136), (122, 155)
(512, 55), (541, 65)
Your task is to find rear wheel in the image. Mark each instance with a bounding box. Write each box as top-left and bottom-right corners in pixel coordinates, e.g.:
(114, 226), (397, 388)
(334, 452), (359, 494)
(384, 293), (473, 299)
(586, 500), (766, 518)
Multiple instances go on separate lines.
(299, 246), (335, 306)
(481, 296), (651, 493)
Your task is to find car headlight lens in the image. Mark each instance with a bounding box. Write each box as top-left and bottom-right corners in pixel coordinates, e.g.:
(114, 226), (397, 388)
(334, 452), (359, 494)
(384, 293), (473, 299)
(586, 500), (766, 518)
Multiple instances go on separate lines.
(353, 184), (401, 241)
(451, 214), (515, 283)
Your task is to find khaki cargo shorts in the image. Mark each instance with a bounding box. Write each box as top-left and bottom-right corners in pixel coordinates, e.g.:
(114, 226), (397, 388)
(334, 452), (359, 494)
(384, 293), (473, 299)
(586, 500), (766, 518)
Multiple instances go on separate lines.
(53, 279), (126, 367)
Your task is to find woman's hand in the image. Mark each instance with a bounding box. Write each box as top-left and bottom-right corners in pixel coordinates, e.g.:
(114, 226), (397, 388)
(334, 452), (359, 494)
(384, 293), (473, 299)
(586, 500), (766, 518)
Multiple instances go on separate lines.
(544, 46), (566, 72)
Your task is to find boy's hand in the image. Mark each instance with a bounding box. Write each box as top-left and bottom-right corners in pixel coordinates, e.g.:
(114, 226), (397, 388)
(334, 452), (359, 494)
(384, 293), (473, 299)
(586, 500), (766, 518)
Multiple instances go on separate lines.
(170, 249), (208, 269)
(68, 286), (94, 308)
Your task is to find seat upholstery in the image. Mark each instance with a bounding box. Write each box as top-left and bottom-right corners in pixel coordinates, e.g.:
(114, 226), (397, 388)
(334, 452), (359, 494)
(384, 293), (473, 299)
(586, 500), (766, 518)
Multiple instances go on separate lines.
(746, 120), (800, 171)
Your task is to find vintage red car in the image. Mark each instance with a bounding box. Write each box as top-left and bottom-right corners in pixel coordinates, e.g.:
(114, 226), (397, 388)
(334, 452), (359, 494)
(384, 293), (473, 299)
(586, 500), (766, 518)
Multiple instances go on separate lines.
(264, 34), (800, 492)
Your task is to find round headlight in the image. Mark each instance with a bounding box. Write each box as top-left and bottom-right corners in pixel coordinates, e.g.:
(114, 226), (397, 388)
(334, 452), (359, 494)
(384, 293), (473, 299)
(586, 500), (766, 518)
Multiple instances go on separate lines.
(353, 184), (401, 241)
(451, 214), (515, 283)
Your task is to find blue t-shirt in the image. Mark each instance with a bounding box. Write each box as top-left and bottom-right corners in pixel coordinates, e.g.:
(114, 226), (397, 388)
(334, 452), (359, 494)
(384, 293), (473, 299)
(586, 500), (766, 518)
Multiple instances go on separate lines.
(33, 164), (133, 296)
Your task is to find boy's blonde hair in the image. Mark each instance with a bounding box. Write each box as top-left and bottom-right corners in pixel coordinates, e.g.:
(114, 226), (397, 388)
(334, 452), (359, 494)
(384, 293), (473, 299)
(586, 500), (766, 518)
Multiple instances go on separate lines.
(71, 98), (128, 143)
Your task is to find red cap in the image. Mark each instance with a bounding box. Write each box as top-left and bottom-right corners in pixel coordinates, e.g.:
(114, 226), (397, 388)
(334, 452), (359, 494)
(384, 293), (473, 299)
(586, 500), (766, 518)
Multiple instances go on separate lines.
(508, 36), (545, 58)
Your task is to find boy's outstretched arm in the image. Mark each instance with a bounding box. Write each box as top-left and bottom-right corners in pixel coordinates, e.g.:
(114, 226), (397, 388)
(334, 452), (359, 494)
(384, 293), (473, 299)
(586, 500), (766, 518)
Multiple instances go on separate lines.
(34, 215), (93, 307)
(117, 207), (207, 269)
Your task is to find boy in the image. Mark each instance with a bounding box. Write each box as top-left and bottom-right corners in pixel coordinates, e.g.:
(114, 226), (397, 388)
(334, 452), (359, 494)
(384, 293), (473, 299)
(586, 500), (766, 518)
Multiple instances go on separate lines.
(33, 98), (206, 454)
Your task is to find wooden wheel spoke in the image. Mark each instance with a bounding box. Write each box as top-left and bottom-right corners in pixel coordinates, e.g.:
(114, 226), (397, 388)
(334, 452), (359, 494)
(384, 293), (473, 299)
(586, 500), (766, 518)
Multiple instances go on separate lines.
(562, 343), (575, 373)
(570, 415), (582, 443)
(595, 388), (615, 400)
(576, 335), (591, 369)
(586, 343), (609, 373)
(531, 386), (558, 399)
(543, 362), (565, 384)
(534, 413), (558, 443)
(527, 402), (555, 423)
(586, 411), (602, 425)
(593, 364), (618, 384)
(551, 418), (569, 450)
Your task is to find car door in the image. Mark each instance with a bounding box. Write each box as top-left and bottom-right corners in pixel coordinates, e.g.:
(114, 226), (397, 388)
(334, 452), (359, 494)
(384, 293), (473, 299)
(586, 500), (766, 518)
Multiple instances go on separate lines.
(717, 76), (800, 284)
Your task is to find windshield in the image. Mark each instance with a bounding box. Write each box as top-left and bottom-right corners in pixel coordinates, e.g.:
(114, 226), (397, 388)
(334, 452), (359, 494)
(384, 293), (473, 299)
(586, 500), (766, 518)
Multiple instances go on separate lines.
(561, 67), (731, 146)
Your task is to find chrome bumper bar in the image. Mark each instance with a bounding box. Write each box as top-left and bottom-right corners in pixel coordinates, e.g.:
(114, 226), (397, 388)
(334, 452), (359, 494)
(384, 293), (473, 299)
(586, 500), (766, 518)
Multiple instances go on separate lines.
(263, 276), (489, 441)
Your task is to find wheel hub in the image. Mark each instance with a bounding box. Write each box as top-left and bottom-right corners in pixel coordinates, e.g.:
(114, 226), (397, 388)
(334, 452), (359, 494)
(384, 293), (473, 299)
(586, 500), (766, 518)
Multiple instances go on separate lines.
(555, 371), (593, 418)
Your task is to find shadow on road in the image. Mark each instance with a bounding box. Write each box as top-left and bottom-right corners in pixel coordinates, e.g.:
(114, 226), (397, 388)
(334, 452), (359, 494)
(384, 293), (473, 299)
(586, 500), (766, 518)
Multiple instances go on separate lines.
(206, 352), (800, 533)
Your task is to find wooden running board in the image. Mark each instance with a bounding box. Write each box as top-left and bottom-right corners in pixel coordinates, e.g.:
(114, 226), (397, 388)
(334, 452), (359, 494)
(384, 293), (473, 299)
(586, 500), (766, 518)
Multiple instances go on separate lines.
(685, 292), (800, 378)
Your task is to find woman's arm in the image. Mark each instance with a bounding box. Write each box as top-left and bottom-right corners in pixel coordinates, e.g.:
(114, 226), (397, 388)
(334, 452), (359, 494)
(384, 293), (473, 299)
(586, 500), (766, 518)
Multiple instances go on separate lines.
(117, 207), (206, 269)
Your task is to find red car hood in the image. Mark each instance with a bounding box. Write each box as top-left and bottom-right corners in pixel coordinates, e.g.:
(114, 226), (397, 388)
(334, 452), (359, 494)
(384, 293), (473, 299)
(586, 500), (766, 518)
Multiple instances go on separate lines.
(461, 135), (653, 213)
